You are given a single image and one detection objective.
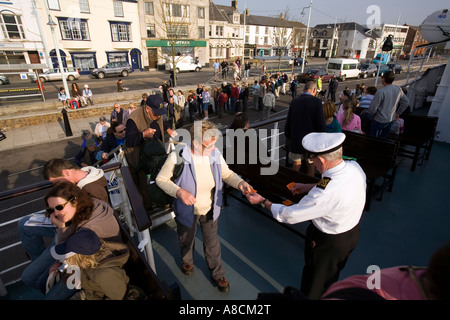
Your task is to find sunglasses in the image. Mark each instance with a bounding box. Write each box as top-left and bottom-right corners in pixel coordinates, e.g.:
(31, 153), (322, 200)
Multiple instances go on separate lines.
(117, 128), (126, 133)
(46, 198), (74, 215)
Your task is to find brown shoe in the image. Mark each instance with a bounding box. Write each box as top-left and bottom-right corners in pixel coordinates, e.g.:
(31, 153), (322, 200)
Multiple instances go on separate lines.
(181, 263), (194, 275)
(212, 277), (230, 293)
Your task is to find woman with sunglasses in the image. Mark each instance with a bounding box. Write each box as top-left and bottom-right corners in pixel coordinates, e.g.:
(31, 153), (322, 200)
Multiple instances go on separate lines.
(21, 181), (120, 299)
(156, 120), (253, 293)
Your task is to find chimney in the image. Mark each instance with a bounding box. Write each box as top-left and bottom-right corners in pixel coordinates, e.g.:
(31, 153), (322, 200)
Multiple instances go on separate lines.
(279, 13), (284, 20)
(232, 1), (238, 10)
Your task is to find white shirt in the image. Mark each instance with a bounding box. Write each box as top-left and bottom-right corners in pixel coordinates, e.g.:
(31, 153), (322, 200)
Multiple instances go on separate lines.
(271, 161), (366, 235)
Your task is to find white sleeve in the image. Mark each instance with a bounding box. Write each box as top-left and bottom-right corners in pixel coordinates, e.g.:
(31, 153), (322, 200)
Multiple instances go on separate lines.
(271, 187), (328, 225)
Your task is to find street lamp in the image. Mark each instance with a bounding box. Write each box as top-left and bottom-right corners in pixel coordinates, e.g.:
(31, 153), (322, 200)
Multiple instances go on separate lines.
(301, 0), (312, 74)
(46, 13), (70, 101)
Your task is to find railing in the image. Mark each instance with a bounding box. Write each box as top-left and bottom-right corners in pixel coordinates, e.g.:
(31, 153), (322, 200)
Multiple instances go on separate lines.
(0, 159), (158, 294)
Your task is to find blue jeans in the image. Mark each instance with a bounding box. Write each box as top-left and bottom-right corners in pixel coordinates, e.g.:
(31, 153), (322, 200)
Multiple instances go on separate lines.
(370, 120), (393, 139)
(21, 244), (77, 299)
(18, 216), (56, 261)
(19, 216), (77, 299)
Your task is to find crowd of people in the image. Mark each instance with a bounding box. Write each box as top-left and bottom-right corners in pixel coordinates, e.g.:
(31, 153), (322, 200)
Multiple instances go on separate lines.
(21, 64), (449, 302)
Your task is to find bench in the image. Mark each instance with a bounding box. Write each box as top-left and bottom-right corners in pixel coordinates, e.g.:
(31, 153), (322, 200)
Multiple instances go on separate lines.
(225, 150), (319, 238)
(388, 114), (438, 171)
(342, 130), (401, 211)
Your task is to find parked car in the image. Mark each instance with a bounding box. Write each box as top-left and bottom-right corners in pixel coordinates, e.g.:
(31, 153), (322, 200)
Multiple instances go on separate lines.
(377, 64), (393, 77)
(298, 69), (333, 83)
(0, 75), (10, 85)
(294, 57), (308, 66)
(91, 61), (133, 79)
(38, 67), (80, 82)
(359, 63), (378, 78)
(387, 63), (403, 74)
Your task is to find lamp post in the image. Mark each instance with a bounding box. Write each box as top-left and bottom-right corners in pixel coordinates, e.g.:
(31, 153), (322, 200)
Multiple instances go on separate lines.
(301, 0), (312, 74)
(46, 15), (70, 100)
(43, 0), (69, 100)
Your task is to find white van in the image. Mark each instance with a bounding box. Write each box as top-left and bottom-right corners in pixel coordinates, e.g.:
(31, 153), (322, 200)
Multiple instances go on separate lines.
(326, 58), (361, 81)
(165, 55), (202, 73)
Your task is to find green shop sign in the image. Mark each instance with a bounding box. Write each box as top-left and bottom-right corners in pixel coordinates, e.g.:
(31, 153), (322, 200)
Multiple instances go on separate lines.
(146, 40), (207, 47)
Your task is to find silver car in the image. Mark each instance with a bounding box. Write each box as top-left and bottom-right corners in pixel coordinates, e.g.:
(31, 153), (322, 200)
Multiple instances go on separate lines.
(38, 67), (80, 82)
(91, 61), (133, 79)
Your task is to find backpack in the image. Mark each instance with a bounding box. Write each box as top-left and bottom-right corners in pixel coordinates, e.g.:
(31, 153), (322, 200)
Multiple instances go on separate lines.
(136, 138), (184, 209)
(70, 99), (79, 109)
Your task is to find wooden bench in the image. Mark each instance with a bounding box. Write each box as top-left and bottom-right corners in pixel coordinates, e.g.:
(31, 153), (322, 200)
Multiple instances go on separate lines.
(342, 130), (401, 211)
(388, 114), (438, 171)
(225, 152), (319, 238)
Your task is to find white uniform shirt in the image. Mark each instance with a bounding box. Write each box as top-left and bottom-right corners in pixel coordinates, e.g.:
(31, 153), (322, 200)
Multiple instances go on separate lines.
(271, 161), (366, 235)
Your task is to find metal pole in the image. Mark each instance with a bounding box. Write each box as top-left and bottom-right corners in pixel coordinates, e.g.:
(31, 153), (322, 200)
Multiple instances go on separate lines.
(329, 17), (337, 59)
(242, 6), (246, 71)
(43, 2), (70, 99)
(31, 0), (52, 69)
(301, 0), (312, 74)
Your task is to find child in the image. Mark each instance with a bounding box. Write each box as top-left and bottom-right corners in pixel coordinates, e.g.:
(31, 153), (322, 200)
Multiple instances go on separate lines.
(336, 99), (363, 133)
(261, 85), (276, 121)
(58, 87), (69, 107)
(50, 229), (131, 300)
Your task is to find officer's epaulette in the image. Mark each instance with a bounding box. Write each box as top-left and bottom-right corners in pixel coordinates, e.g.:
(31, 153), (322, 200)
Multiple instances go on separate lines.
(317, 177), (331, 190)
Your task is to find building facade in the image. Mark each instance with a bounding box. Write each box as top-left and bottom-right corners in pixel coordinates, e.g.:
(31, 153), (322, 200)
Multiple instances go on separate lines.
(372, 23), (409, 59)
(142, 0), (209, 70)
(208, 0), (243, 65)
(0, 0), (49, 70)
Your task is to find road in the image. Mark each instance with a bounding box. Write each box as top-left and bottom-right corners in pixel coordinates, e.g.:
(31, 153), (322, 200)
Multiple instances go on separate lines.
(2, 58), (434, 102)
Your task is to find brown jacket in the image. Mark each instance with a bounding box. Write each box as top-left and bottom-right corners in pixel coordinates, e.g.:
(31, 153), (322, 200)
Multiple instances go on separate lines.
(124, 105), (164, 169)
(81, 241), (130, 300)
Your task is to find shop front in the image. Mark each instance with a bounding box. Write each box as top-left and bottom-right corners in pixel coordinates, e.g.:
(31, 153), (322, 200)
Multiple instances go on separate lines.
(146, 40), (207, 70)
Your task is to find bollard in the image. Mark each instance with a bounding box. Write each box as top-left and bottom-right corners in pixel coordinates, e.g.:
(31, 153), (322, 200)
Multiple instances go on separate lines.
(61, 108), (73, 137)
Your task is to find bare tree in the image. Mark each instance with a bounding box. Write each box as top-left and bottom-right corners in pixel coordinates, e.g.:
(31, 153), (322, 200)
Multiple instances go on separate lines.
(271, 12), (293, 72)
(272, 11), (305, 73)
(154, 0), (196, 87)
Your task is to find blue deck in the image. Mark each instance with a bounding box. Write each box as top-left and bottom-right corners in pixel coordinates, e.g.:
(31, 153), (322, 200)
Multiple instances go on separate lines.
(149, 140), (450, 300)
(3, 140), (449, 303)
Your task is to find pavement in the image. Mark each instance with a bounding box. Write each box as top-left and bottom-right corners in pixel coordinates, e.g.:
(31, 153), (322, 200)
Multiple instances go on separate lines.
(0, 114), (105, 152)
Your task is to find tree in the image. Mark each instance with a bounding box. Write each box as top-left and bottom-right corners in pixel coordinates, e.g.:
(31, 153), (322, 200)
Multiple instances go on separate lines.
(154, 0), (197, 87)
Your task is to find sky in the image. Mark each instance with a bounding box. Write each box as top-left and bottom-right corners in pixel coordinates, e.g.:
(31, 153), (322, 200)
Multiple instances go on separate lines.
(214, 0), (449, 27)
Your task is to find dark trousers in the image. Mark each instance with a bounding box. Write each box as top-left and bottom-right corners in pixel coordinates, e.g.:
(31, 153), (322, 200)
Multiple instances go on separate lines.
(301, 223), (360, 299)
(176, 210), (225, 281)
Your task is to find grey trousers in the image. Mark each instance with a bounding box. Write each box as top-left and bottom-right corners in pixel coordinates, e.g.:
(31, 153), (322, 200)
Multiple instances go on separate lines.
(176, 209), (225, 280)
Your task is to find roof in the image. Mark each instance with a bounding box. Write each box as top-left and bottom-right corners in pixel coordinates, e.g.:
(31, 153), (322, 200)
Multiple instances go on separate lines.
(209, 1), (306, 29)
(210, 2), (232, 23)
(314, 22), (380, 40)
(242, 14), (306, 28)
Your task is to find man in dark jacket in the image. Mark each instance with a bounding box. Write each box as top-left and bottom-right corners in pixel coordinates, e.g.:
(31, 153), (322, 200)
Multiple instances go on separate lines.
(284, 81), (326, 176)
(96, 121), (126, 162)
